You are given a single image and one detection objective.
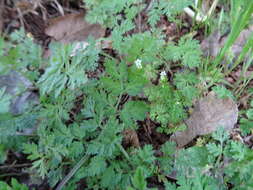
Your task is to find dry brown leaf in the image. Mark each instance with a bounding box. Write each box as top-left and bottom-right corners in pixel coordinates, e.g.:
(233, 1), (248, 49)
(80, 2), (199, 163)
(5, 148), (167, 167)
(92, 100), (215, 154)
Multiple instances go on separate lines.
(15, 1), (34, 12)
(123, 129), (140, 148)
(170, 92), (238, 148)
(201, 25), (253, 59)
(201, 30), (223, 57)
(45, 12), (105, 43)
(233, 70), (253, 79)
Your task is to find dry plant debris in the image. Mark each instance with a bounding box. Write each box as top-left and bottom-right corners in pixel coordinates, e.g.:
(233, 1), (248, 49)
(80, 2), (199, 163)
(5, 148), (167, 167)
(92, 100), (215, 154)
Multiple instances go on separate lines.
(201, 25), (253, 59)
(45, 12), (105, 43)
(170, 92), (238, 147)
(123, 129), (140, 148)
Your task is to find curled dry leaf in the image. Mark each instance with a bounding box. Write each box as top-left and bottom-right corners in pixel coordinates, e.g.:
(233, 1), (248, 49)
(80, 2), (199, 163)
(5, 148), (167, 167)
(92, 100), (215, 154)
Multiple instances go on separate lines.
(45, 12), (105, 43)
(123, 129), (140, 148)
(170, 92), (238, 148)
(15, 0), (35, 12)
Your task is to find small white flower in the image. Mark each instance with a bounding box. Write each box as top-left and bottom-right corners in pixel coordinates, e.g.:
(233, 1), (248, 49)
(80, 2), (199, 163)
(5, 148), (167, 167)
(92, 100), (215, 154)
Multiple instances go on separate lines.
(176, 101), (180, 105)
(134, 59), (142, 69)
(160, 70), (167, 81)
(26, 32), (33, 39)
(70, 42), (89, 57)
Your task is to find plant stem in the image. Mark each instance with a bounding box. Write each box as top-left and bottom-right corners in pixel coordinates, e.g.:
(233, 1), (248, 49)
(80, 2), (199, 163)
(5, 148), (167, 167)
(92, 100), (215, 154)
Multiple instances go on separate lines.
(116, 143), (130, 161)
(0, 163), (32, 169)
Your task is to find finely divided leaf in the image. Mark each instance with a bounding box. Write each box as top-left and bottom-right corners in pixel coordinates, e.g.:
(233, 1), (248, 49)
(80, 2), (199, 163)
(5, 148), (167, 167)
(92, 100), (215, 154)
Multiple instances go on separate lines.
(121, 101), (149, 127)
(132, 167), (147, 190)
(165, 37), (202, 68)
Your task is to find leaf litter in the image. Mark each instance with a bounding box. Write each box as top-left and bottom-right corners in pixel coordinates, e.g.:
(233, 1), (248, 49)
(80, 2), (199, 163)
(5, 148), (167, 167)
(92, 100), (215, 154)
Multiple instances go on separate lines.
(201, 25), (253, 60)
(45, 12), (105, 43)
(170, 92), (238, 147)
(44, 12), (109, 58)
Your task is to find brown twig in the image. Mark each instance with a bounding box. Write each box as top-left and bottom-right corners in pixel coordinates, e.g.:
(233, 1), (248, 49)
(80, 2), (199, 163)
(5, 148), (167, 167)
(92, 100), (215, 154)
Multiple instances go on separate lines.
(0, 0), (4, 34)
(0, 172), (29, 178)
(0, 163), (32, 169)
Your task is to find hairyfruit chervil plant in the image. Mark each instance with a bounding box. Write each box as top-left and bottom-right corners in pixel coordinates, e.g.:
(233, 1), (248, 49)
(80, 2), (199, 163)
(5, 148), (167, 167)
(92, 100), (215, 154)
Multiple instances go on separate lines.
(1, 0), (253, 189)
(0, 30), (202, 190)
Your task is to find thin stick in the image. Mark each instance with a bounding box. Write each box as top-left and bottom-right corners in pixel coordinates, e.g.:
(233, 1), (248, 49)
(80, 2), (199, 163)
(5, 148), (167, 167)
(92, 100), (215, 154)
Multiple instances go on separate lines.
(55, 154), (88, 190)
(0, 163), (32, 169)
(0, 172), (29, 178)
(0, 0), (4, 34)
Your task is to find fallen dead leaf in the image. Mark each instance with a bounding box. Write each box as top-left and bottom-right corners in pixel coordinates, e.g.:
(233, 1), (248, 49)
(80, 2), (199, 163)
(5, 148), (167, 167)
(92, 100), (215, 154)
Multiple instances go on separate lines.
(45, 12), (105, 43)
(201, 30), (223, 57)
(15, 1), (34, 13)
(225, 77), (234, 83)
(233, 69), (253, 79)
(238, 93), (252, 109)
(231, 128), (243, 143)
(170, 92), (238, 148)
(123, 129), (140, 148)
(201, 25), (253, 59)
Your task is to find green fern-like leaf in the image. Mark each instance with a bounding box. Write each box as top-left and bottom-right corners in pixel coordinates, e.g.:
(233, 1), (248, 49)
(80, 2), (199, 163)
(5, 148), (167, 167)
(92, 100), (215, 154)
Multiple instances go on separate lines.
(161, 0), (192, 18)
(85, 156), (107, 177)
(0, 178), (28, 190)
(38, 39), (99, 98)
(148, 0), (192, 27)
(174, 71), (199, 105)
(121, 100), (149, 127)
(121, 32), (165, 63)
(240, 100), (253, 135)
(0, 29), (42, 80)
(84, 0), (143, 28)
(0, 113), (37, 143)
(0, 87), (11, 114)
(165, 36), (202, 68)
(144, 81), (187, 127)
(132, 167), (147, 190)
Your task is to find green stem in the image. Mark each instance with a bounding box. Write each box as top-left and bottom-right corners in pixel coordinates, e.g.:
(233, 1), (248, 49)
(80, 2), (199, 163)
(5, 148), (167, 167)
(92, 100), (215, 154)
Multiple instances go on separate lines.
(116, 92), (123, 110)
(100, 51), (117, 61)
(116, 143), (130, 161)
(0, 172), (29, 178)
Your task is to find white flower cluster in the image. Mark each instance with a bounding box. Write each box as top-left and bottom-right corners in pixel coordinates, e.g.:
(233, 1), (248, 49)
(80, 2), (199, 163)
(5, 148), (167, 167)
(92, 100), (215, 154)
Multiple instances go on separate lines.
(160, 70), (167, 81)
(70, 42), (89, 57)
(134, 59), (142, 69)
